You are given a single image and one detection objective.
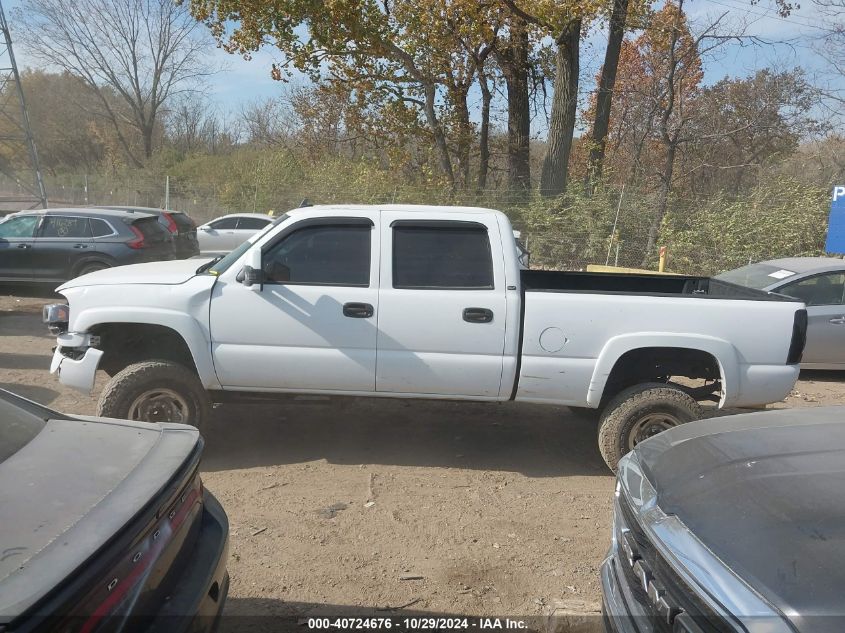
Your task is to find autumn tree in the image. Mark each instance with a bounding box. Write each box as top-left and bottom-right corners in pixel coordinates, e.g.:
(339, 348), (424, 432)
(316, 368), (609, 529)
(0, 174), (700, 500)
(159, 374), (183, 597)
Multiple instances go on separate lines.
(15, 0), (214, 166)
(681, 69), (820, 196)
(191, 0), (502, 191)
(584, 0), (633, 195)
(500, 0), (607, 197)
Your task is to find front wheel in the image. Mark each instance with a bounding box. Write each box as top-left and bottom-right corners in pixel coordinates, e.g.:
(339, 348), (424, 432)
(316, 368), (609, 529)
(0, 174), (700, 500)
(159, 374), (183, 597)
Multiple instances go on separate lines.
(97, 360), (211, 433)
(597, 382), (701, 472)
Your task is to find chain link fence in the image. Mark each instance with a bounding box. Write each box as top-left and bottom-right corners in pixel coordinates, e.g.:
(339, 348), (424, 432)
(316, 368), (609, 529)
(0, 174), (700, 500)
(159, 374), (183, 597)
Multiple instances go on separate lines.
(1, 172), (835, 277)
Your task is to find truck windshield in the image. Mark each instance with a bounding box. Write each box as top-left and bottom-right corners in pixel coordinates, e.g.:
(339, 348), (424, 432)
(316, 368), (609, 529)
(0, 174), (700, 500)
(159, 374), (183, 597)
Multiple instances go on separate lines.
(715, 263), (797, 290)
(207, 213), (289, 275)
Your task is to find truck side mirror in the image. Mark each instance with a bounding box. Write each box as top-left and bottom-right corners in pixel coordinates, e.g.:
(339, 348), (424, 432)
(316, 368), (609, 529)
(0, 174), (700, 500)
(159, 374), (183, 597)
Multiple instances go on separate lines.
(241, 248), (264, 290)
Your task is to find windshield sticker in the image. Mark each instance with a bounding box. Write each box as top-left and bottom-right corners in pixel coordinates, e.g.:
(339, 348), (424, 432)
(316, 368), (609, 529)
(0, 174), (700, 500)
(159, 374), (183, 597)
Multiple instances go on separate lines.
(768, 269), (797, 279)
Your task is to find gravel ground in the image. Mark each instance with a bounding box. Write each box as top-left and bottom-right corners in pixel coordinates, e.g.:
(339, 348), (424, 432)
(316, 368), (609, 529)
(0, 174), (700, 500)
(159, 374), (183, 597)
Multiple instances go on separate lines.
(2, 287), (844, 623)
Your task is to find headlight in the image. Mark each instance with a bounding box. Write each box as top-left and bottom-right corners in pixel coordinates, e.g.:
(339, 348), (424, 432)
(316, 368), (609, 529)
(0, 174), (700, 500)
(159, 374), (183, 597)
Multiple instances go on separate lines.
(43, 303), (69, 334)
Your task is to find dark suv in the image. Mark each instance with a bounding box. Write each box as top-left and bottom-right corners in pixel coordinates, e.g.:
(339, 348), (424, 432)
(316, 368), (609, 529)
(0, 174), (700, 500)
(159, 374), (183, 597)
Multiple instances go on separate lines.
(98, 206), (199, 258)
(0, 208), (175, 283)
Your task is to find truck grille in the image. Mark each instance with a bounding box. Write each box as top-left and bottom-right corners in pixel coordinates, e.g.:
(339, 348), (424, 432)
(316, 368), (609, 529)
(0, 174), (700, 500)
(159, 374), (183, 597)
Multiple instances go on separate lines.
(615, 494), (732, 633)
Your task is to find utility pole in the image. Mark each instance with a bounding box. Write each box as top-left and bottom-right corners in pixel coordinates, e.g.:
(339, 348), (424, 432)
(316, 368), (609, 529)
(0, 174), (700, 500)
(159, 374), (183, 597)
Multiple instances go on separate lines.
(0, 0), (47, 209)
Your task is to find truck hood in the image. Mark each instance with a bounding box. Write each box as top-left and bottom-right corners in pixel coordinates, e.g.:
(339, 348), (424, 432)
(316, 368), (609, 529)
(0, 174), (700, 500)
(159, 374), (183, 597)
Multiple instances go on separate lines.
(0, 416), (200, 620)
(57, 257), (213, 290)
(635, 407), (845, 631)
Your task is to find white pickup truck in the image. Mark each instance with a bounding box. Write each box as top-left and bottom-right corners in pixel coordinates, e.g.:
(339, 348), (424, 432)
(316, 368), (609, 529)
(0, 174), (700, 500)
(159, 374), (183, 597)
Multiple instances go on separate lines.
(44, 204), (807, 469)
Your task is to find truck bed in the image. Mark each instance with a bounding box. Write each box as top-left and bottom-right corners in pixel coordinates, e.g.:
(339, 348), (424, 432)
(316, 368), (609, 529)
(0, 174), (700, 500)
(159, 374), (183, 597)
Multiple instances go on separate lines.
(520, 270), (788, 301)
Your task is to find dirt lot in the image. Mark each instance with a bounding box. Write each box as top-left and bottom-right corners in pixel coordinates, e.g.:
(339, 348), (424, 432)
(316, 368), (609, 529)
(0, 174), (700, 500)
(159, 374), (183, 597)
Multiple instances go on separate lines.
(3, 288), (845, 623)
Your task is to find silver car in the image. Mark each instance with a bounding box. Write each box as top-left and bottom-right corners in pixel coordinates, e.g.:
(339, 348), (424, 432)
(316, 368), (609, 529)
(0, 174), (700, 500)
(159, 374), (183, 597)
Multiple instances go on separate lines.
(717, 256), (845, 369)
(196, 213), (274, 256)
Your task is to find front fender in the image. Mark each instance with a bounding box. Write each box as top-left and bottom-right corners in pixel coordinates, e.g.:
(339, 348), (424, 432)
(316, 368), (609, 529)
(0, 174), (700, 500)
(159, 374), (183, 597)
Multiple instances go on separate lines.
(586, 332), (739, 408)
(71, 307), (221, 390)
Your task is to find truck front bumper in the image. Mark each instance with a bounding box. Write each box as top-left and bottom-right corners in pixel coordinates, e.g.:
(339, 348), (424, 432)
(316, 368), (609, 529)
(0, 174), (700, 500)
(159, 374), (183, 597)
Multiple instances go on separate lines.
(600, 555), (651, 633)
(50, 340), (103, 392)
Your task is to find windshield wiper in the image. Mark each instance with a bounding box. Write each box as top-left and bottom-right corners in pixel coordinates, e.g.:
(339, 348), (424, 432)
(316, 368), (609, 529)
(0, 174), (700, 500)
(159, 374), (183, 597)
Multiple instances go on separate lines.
(196, 255), (224, 274)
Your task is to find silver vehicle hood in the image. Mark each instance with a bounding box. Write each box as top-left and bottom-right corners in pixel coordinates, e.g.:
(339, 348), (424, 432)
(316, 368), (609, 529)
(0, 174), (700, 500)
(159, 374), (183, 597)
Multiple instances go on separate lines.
(635, 407), (845, 631)
(57, 258), (213, 290)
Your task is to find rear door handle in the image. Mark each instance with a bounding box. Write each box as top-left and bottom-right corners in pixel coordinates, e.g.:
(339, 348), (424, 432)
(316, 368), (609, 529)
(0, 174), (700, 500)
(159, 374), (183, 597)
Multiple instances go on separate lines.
(343, 302), (374, 318)
(830, 317), (845, 325)
(16, 243), (31, 249)
(463, 307), (494, 323)
(73, 244), (89, 249)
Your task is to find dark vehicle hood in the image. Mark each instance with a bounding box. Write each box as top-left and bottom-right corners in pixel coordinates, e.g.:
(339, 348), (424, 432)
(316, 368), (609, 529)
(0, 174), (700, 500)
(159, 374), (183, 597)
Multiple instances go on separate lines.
(636, 407), (845, 632)
(0, 416), (199, 621)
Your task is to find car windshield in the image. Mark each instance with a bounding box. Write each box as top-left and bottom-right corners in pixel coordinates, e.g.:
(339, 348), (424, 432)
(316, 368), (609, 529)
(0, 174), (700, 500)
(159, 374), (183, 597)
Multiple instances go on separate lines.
(207, 213), (289, 275)
(0, 395), (47, 464)
(715, 263), (798, 290)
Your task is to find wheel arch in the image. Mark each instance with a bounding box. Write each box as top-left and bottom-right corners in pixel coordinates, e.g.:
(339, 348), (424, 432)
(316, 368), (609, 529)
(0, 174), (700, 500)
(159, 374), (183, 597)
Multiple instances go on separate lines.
(587, 333), (739, 409)
(71, 255), (116, 278)
(74, 308), (220, 389)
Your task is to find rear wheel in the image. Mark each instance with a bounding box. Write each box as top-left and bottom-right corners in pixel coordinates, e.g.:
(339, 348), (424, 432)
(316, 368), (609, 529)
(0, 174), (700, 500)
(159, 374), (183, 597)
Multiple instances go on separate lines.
(597, 382), (701, 472)
(97, 360), (210, 433)
(77, 261), (110, 276)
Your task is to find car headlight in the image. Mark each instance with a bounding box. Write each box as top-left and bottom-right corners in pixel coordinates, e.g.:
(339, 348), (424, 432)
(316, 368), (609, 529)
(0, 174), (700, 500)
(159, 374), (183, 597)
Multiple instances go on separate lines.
(42, 303), (69, 335)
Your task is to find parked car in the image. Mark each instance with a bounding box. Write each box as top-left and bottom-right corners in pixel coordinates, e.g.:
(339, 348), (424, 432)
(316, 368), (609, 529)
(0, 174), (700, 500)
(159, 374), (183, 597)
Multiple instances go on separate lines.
(602, 405), (845, 633)
(196, 213), (274, 256)
(716, 257), (844, 369)
(0, 388), (229, 630)
(99, 206), (200, 259)
(0, 208), (174, 284)
(44, 204), (806, 471)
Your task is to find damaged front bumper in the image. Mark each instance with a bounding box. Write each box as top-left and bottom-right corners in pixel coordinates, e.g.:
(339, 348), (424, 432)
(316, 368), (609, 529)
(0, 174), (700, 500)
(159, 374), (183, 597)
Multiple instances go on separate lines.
(50, 332), (103, 392)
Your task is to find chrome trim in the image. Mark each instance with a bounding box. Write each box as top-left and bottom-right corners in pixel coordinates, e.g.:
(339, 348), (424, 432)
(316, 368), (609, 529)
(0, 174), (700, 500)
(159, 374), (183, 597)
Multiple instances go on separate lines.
(617, 452), (790, 633)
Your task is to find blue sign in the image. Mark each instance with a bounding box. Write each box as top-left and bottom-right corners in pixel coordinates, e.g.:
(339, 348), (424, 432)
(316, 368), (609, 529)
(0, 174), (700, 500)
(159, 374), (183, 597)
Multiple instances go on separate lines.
(827, 186), (845, 254)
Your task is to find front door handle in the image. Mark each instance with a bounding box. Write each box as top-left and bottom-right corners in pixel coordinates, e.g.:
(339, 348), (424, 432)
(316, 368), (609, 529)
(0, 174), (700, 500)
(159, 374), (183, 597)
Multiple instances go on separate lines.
(463, 307), (494, 323)
(343, 302), (374, 318)
(16, 243), (31, 249)
(73, 244), (89, 249)
(830, 316), (845, 325)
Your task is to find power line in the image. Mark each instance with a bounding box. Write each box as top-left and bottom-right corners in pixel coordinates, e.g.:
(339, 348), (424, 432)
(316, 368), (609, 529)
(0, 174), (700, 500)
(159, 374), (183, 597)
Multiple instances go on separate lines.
(0, 0), (47, 209)
(705, 0), (838, 34)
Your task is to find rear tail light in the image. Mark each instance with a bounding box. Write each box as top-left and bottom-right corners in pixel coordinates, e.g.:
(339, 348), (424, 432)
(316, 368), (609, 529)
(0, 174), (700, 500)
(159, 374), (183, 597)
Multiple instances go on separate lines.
(127, 225), (146, 249)
(161, 212), (179, 234)
(79, 475), (203, 632)
(787, 308), (808, 364)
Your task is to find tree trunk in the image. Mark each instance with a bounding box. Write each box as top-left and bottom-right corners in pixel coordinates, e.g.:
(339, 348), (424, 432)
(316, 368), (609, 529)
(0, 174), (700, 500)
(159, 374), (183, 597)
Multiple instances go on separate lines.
(539, 18), (581, 198)
(422, 81), (455, 188)
(496, 20), (531, 195)
(585, 0), (629, 196)
(142, 122), (155, 159)
(452, 87), (472, 189)
(642, 142), (676, 266)
(476, 69), (492, 194)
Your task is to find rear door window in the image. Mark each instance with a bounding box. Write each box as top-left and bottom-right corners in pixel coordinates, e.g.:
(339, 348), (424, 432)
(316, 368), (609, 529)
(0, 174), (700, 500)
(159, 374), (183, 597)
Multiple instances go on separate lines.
(392, 223), (494, 289)
(39, 216), (92, 239)
(209, 217), (238, 229)
(237, 217), (271, 230)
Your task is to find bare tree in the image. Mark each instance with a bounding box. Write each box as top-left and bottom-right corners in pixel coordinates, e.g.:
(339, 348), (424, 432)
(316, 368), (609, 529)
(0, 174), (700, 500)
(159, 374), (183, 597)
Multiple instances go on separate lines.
(16, 0), (214, 166)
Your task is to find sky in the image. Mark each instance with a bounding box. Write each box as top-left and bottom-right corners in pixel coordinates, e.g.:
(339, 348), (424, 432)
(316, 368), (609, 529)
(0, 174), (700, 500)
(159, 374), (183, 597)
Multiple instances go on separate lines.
(2, 0), (841, 123)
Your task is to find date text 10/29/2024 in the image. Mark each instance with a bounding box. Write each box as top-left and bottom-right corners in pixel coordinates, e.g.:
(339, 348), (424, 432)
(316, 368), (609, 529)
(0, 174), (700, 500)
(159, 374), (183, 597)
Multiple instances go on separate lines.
(307, 618), (529, 630)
